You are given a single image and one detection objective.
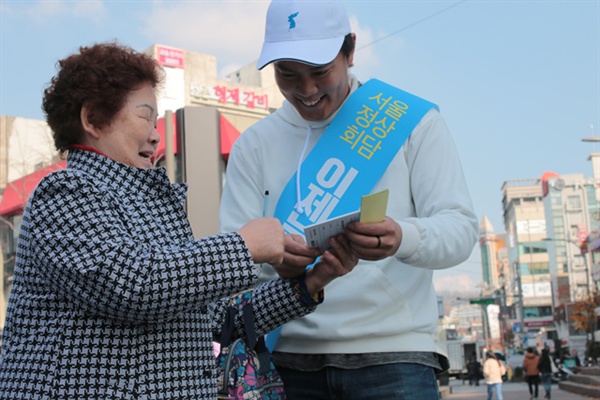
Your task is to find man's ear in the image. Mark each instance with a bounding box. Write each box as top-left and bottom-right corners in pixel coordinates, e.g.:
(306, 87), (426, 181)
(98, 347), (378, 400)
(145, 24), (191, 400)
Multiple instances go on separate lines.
(347, 33), (357, 67)
(81, 105), (101, 139)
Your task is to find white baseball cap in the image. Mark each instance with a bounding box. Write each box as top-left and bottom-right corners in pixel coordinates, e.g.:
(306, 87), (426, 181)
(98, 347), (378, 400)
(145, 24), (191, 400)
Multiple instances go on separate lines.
(257, 0), (351, 70)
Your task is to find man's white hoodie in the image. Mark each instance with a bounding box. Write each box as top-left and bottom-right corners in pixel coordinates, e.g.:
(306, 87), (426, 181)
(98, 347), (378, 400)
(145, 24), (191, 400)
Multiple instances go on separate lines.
(219, 75), (478, 355)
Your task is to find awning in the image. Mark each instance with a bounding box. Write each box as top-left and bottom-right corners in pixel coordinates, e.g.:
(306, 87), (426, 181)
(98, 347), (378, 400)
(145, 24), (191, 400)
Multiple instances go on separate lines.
(219, 114), (241, 161)
(0, 160), (66, 216)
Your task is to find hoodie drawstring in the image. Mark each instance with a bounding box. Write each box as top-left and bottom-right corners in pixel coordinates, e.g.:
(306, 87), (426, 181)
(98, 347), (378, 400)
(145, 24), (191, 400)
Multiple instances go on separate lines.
(295, 126), (312, 213)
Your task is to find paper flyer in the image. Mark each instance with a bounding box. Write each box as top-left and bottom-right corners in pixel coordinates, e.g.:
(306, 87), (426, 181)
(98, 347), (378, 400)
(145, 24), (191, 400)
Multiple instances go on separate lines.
(360, 189), (389, 223)
(304, 211), (360, 252)
(304, 189), (389, 252)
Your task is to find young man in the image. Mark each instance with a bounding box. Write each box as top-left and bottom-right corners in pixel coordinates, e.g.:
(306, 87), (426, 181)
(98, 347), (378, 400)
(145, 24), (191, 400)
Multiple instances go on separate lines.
(219, 1), (478, 398)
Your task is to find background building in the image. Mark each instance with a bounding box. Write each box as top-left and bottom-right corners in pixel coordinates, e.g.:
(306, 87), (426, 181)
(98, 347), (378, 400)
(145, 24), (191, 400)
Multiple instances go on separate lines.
(542, 165), (600, 355)
(479, 216), (508, 291)
(478, 218), (509, 350)
(502, 178), (553, 349)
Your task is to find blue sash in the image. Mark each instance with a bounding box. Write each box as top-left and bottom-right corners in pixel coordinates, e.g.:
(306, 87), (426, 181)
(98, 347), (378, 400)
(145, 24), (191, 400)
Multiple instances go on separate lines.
(268, 79), (437, 350)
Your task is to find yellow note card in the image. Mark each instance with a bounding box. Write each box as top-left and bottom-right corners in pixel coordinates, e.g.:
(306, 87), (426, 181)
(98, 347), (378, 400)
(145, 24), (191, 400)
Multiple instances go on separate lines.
(360, 189), (389, 223)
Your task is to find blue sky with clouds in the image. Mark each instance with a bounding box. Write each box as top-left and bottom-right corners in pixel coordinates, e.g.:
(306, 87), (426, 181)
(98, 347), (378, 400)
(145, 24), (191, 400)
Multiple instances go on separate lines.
(1, 0), (599, 289)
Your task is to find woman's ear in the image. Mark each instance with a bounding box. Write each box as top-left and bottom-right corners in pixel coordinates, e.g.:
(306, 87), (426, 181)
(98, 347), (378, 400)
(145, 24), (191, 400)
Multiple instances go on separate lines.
(81, 105), (101, 139)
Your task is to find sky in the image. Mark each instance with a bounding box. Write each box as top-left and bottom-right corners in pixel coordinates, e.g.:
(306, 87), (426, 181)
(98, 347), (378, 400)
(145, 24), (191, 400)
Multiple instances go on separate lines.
(1, 0), (599, 292)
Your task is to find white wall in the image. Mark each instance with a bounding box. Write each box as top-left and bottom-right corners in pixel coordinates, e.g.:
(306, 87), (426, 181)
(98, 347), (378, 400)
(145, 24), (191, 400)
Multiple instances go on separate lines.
(7, 117), (56, 181)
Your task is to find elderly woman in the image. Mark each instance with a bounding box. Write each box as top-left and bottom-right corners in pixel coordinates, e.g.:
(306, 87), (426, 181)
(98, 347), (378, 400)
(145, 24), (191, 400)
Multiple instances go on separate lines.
(0, 42), (357, 398)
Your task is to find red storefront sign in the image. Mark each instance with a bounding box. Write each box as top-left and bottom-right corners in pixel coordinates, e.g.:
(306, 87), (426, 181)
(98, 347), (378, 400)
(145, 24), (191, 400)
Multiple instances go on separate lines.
(156, 45), (184, 69)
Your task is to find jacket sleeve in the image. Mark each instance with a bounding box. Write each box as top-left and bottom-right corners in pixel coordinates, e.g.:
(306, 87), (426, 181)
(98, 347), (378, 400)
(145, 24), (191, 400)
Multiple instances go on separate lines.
(395, 109), (478, 268)
(208, 274), (320, 341)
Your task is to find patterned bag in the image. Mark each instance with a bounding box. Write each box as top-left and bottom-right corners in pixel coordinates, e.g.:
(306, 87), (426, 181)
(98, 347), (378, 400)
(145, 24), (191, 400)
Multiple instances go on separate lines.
(216, 292), (286, 399)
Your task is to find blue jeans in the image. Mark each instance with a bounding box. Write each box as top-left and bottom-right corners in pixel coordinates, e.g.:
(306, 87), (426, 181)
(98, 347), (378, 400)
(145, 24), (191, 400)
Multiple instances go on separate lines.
(541, 372), (552, 395)
(487, 382), (503, 400)
(277, 363), (440, 400)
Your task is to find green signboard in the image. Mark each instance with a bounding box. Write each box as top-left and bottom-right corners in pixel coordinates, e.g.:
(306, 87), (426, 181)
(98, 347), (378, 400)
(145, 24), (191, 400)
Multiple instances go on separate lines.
(470, 298), (495, 305)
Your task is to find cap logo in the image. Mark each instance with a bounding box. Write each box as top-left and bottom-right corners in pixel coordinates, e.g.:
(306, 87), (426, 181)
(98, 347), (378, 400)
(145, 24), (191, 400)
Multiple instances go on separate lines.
(287, 12), (299, 29)
(257, 2), (351, 70)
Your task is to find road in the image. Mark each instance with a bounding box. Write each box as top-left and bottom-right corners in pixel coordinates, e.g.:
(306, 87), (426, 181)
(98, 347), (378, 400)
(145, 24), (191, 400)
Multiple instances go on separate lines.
(441, 378), (595, 400)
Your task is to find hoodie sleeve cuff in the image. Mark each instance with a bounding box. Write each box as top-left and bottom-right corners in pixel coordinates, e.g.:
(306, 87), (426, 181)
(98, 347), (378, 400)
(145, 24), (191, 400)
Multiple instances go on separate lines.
(396, 221), (420, 259)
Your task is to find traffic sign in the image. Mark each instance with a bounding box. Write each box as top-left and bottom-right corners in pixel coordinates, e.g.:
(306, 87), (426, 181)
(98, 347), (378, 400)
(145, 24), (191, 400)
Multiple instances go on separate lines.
(470, 298), (495, 305)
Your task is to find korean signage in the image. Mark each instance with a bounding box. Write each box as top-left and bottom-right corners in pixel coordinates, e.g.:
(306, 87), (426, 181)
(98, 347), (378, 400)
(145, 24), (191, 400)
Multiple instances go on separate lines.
(190, 83), (269, 110)
(522, 282), (552, 298)
(524, 320), (553, 328)
(156, 45), (185, 69)
(516, 219), (546, 235)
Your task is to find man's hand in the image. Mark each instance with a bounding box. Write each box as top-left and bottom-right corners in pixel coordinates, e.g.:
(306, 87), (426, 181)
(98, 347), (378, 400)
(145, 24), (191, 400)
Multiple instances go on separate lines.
(345, 217), (402, 261)
(305, 234), (359, 295)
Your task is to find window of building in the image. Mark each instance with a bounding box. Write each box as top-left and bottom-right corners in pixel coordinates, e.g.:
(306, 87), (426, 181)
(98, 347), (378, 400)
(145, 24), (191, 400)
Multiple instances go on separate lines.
(520, 262), (550, 276)
(519, 241), (549, 255)
(552, 216), (564, 227)
(572, 255), (586, 270)
(1, 215), (22, 286)
(567, 195), (582, 210)
(524, 306), (553, 319)
(569, 225), (580, 240)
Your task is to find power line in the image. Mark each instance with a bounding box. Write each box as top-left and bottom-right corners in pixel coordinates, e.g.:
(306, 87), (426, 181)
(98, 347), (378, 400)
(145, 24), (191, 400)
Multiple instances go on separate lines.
(256, 1), (467, 91)
(356, 0), (468, 52)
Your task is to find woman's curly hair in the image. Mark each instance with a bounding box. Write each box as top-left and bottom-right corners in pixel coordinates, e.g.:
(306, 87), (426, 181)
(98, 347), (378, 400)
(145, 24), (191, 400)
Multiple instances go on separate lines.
(42, 41), (164, 154)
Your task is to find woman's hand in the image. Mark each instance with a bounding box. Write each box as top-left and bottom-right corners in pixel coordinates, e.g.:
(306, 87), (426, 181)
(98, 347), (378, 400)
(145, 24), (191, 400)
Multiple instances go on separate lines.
(237, 218), (285, 265)
(345, 217), (403, 261)
(304, 234), (358, 295)
(272, 234), (321, 278)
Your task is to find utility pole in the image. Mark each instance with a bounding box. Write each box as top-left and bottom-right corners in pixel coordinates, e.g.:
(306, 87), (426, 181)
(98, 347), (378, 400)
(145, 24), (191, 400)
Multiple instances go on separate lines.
(498, 276), (509, 355)
(515, 261), (526, 349)
(164, 110), (175, 182)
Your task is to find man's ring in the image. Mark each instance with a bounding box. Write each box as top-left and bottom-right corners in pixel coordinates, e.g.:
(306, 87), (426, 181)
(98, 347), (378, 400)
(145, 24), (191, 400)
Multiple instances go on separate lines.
(376, 235), (381, 248)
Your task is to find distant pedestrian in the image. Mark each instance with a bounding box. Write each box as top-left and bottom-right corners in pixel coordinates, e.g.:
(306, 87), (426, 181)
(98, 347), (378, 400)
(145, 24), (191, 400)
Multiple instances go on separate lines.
(483, 351), (506, 400)
(571, 348), (583, 372)
(467, 352), (482, 386)
(523, 346), (541, 399)
(538, 347), (553, 399)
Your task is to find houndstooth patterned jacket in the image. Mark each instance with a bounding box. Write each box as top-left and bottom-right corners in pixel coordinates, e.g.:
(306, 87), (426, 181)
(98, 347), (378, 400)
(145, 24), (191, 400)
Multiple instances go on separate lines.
(0, 149), (314, 399)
